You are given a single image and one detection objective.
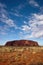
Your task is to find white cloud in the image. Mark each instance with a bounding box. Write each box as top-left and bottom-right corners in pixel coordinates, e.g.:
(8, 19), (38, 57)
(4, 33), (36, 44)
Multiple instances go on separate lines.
(29, 0), (39, 7)
(14, 3), (27, 11)
(10, 11), (28, 19)
(29, 14), (43, 38)
(19, 13), (43, 39)
(11, 3), (28, 19)
(24, 21), (27, 24)
(0, 3), (16, 27)
(0, 31), (7, 35)
(40, 7), (43, 13)
(14, 13), (23, 17)
(0, 13), (16, 27)
(21, 25), (31, 31)
(5, 19), (15, 27)
(0, 3), (6, 8)
(0, 25), (9, 35)
(33, 14), (43, 20)
(0, 3), (18, 35)
(17, 4), (25, 10)
(32, 31), (43, 38)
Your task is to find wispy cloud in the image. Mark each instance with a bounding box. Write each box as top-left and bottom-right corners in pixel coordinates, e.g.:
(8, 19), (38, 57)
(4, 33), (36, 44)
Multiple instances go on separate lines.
(0, 3), (17, 27)
(0, 14), (16, 27)
(11, 3), (26, 14)
(16, 4), (25, 10)
(24, 21), (28, 24)
(28, 14), (43, 38)
(11, 3), (28, 19)
(11, 12), (23, 17)
(0, 25), (10, 35)
(0, 3), (6, 8)
(0, 3), (18, 35)
(10, 11), (28, 20)
(30, 14), (43, 38)
(21, 25), (31, 31)
(40, 6), (43, 13)
(10, 10), (28, 19)
(27, 0), (43, 14)
(28, 0), (39, 7)
(19, 13), (43, 39)
(0, 31), (7, 35)
(0, 2), (43, 40)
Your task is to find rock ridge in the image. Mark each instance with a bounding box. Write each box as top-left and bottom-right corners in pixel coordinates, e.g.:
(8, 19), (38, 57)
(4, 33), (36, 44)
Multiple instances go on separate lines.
(5, 40), (39, 46)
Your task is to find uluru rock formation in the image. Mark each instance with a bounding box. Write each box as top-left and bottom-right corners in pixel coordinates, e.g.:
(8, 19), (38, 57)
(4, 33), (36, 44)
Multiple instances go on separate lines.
(5, 40), (39, 46)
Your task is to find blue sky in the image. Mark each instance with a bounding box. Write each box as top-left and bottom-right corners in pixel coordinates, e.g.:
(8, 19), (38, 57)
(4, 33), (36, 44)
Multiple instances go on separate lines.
(0, 0), (43, 45)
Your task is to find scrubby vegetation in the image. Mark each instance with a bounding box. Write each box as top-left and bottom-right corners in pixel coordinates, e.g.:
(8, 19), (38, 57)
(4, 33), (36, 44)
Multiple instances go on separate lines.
(30, 62), (43, 65)
(0, 46), (43, 65)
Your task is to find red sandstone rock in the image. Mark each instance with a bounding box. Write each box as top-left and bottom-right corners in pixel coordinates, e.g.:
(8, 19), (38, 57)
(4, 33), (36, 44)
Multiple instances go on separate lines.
(5, 40), (39, 46)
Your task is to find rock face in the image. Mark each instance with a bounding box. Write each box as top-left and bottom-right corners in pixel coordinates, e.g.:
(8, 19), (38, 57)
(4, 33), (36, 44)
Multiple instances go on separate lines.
(5, 40), (39, 46)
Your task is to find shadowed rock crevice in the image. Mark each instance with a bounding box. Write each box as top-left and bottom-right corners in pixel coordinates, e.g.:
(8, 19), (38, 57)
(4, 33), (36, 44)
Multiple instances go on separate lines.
(5, 40), (39, 46)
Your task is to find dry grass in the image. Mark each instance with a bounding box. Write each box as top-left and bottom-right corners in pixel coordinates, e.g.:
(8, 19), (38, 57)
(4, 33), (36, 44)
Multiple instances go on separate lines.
(0, 46), (43, 65)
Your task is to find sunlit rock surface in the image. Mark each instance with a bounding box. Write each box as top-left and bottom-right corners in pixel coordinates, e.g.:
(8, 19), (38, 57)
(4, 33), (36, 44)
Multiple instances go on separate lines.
(5, 40), (39, 46)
